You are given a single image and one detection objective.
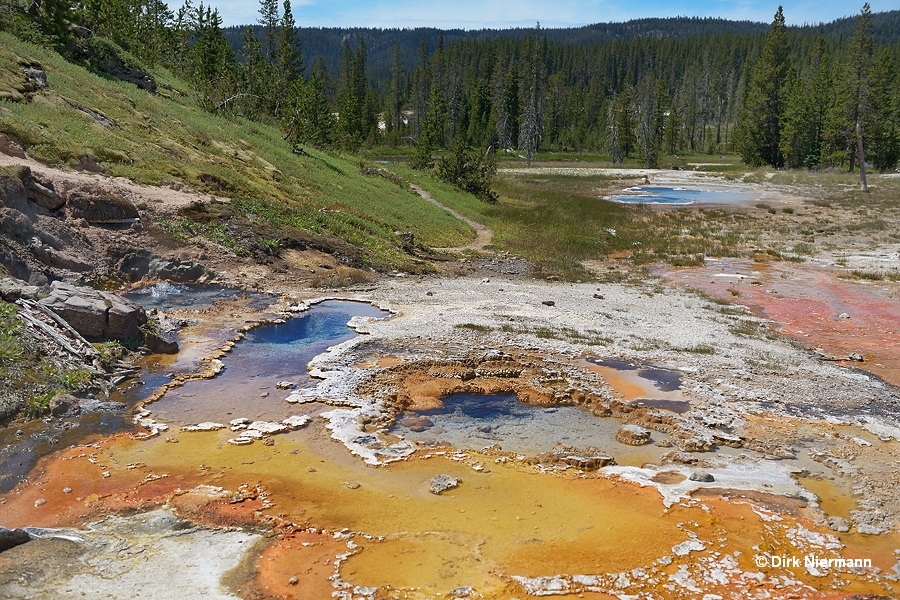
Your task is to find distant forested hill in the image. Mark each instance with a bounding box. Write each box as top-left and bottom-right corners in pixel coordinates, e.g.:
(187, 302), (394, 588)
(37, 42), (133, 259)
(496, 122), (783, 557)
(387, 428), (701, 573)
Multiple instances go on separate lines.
(223, 11), (900, 79)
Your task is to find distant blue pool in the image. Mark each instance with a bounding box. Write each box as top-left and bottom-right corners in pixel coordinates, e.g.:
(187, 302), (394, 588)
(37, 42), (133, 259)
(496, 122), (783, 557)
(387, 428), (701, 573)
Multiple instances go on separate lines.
(608, 186), (755, 205)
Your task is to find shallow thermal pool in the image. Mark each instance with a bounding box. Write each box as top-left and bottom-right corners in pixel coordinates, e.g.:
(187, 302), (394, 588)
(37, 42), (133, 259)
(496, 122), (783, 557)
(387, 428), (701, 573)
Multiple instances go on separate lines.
(391, 392), (660, 460)
(125, 282), (274, 311)
(607, 185), (756, 205)
(149, 300), (388, 425)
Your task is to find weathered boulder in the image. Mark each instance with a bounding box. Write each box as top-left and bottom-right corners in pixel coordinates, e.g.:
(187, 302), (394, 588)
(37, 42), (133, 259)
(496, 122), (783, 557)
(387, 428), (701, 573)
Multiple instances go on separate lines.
(66, 186), (139, 223)
(39, 280), (147, 342)
(0, 277), (42, 301)
(100, 60), (156, 92)
(0, 527), (31, 553)
(49, 393), (81, 417)
(145, 330), (179, 354)
(615, 424), (653, 446)
(116, 250), (153, 281)
(23, 68), (47, 92)
(689, 471), (715, 483)
(148, 258), (209, 283)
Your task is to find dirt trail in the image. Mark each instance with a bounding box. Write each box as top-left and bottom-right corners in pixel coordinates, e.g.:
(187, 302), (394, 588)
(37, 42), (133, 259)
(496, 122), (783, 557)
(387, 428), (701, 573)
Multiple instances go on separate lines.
(410, 183), (493, 252)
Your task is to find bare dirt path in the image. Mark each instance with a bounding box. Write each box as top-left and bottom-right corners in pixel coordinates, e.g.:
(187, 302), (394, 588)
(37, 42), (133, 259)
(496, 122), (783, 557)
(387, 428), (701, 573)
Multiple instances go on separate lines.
(409, 183), (494, 252)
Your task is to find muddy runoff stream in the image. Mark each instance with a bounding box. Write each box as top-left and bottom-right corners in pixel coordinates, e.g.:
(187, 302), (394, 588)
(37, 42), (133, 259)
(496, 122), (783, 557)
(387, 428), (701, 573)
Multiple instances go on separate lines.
(2, 279), (900, 599)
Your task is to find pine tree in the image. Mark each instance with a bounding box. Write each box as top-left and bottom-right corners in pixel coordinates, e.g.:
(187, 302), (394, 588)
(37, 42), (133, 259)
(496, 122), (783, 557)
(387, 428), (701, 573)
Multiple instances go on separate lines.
(386, 44), (406, 144)
(287, 57), (334, 150)
(613, 85), (635, 158)
(273, 0), (303, 118)
(866, 49), (899, 171)
(238, 25), (269, 119)
(258, 0), (279, 63)
(823, 3), (874, 181)
(735, 6), (789, 167)
(780, 38), (830, 169)
(188, 5), (235, 109)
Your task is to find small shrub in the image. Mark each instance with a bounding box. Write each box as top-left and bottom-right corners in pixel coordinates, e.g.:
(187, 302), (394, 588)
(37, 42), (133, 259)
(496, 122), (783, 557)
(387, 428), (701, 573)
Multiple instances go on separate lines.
(310, 266), (373, 288)
(847, 270), (884, 281)
(455, 323), (492, 333)
(680, 343), (716, 355)
(436, 139), (498, 203)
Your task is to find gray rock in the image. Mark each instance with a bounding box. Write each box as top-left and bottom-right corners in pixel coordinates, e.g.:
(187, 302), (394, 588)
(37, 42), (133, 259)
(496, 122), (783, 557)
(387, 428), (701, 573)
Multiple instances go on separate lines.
(144, 331), (179, 354)
(848, 352), (864, 362)
(689, 471), (715, 483)
(0, 277), (41, 301)
(429, 474), (460, 495)
(0, 527), (31, 553)
(39, 281), (147, 342)
(79, 399), (126, 413)
(66, 186), (139, 223)
(0, 166), (33, 215)
(23, 68), (47, 91)
(28, 270), (48, 287)
(98, 58), (156, 92)
(147, 259), (209, 283)
(116, 252), (153, 281)
(49, 394), (81, 417)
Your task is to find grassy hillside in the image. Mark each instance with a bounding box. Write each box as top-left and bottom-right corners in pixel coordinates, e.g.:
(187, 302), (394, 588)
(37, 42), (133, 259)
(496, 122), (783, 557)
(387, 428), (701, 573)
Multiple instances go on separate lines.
(0, 32), (474, 271)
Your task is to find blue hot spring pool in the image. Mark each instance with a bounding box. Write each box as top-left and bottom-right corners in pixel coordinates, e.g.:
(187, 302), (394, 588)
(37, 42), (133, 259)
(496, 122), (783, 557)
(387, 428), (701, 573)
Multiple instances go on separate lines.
(608, 186), (755, 205)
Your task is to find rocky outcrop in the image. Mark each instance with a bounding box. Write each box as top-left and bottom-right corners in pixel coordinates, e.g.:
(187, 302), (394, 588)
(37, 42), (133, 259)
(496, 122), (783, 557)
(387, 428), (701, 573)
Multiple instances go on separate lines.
(65, 186), (139, 223)
(0, 166), (101, 283)
(25, 173), (63, 211)
(147, 258), (211, 283)
(39, 281), (146, 342)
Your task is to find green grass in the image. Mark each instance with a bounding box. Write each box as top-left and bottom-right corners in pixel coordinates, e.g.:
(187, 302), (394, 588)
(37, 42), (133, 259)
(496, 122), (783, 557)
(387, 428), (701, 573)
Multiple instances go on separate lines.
(0, 32), (474, 271)
(0, 301), (97, 421)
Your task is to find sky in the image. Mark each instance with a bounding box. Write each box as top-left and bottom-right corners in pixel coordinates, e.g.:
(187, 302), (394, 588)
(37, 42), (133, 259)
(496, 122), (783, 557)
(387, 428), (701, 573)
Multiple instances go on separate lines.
(211, 0), (892, 29)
